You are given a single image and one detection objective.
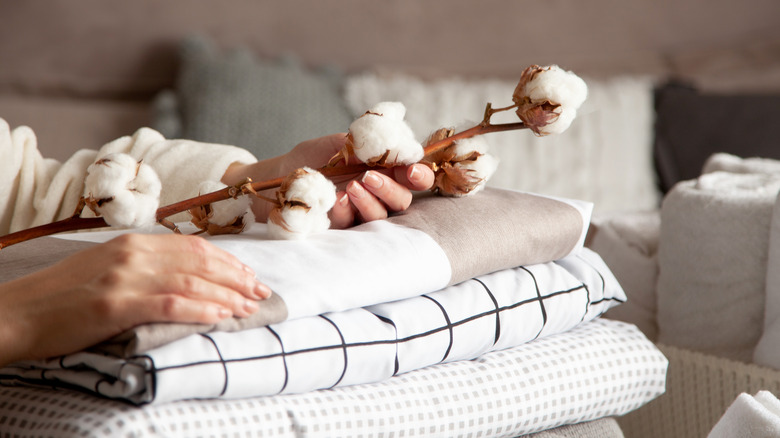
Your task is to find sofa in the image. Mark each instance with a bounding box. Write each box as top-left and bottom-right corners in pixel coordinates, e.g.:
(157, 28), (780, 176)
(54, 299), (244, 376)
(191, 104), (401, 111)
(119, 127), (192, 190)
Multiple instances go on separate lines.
(2, 1), (780, 437)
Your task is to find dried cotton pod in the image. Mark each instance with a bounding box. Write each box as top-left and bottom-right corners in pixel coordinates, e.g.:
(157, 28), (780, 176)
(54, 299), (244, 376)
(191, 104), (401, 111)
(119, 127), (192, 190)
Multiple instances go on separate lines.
(425, 128), (499, 197)
(189, 180), (255, 235)
(83, 153), (161, 228)
(512, 65), (588, 136)
(267, 167), (337, 240)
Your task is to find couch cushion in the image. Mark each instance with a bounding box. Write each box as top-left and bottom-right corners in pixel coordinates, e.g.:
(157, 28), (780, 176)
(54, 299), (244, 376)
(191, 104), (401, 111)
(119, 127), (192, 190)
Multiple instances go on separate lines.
(160, 36), (354, 160)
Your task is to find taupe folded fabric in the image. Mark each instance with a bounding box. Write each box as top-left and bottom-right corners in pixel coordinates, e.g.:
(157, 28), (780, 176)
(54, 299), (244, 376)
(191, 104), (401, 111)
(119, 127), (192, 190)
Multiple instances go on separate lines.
(389, 189), (584, 286)
(0, 237), (96, 283)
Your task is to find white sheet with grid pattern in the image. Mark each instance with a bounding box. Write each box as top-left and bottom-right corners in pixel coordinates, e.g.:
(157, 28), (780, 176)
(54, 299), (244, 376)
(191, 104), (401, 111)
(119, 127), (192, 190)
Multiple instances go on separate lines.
(0, 248), (625, 405)
(0, 319), (667, 438)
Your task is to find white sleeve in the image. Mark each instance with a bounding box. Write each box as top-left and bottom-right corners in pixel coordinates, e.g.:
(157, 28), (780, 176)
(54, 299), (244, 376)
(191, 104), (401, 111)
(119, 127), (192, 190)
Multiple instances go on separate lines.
(95, 127), (258, 222)
(0, 119), (258, 234)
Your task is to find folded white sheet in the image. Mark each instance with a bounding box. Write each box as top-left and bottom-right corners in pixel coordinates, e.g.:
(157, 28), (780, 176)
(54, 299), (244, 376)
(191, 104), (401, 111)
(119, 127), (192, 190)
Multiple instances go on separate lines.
(709, 391), (780, 438)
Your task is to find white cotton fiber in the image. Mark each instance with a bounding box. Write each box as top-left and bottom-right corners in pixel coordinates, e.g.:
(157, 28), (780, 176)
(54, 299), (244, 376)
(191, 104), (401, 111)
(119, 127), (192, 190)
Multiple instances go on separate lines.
(456, 153), (500, 196)
(283, 167), (337, 212)
(83, 153), (161, 228)
(267, 167), (337, 240)
(84, 153), (139, 198)
(197, 180), (254, 227)
(349, 101), (424, 165)
(267, 207), (331, 240)
(451, 135), (490, 158)
(524, 65), (588, 110)
(515, 65), (588, 136)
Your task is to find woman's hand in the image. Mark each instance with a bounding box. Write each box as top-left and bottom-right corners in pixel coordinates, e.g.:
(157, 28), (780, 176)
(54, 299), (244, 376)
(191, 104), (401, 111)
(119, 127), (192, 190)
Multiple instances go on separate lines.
(222, 134), (435, 226)
(0, 233), (270, 366)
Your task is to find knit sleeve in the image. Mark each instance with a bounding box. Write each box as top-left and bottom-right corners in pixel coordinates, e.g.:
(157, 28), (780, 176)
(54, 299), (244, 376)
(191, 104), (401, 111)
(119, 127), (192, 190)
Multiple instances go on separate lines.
(0, 119), (258, 234)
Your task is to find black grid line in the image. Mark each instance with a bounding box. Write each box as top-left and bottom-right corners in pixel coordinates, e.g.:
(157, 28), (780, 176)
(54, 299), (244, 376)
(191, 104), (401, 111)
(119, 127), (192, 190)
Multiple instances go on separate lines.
(471, 278), (501, 346)
(422, 295), (454, 363)
(320, 315), (348, 389)
(371, 313), (401, 376)
(266, 326), (289, 395)
(200, 334), (229, 397)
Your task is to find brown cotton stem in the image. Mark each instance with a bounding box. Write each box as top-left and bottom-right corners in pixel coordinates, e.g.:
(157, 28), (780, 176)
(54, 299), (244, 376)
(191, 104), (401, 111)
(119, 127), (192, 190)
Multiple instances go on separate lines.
(421, 121), (527, 157)
(0, 121), (527, 250)
(0, 217), (109, 249)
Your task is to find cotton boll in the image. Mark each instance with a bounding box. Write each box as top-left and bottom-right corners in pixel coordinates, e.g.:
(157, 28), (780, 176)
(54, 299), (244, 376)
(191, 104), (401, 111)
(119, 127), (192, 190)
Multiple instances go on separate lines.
(84, 153), (139, 198)
(451, 135), (489, 159)
(94, 189), (159, 228)
(429, 133), (499, 197)
(348, 101), (424, 165)
(455, 153), (500, 196)
(283, 167), (337, 212)
(267, 207), (331, 240)
(512, 65), (588, 136)
(131, 163), (163, 196)
(83, 153), (161, 228)
(524, 65), (588, 110)
(267, 167), (338, 240)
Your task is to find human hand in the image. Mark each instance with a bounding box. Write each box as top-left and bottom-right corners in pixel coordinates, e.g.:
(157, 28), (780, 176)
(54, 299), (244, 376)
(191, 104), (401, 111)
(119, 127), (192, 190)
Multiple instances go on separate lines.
(224, 134), (435, 227)
(0, 233), (270, 366)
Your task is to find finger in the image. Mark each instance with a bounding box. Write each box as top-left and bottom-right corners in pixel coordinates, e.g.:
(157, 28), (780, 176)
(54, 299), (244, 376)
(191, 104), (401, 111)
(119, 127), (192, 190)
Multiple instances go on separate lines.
(360, 170), (412, 212)
(134, 293), (234, 325)
(151, 273), (261, 319)
(393, 163), (436, 191)
(151, 235), (272, 300)
(329, 191), (356, 229)
(346, 180), (388, 222)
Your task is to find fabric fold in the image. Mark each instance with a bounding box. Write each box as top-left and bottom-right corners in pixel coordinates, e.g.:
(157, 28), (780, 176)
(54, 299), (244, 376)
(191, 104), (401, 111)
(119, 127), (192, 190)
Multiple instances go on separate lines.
(708, 391), (780, 438)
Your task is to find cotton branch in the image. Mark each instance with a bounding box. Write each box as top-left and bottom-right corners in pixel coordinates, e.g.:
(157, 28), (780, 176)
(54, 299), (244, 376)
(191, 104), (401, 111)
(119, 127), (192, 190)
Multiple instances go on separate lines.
(0, 109), (527, 250)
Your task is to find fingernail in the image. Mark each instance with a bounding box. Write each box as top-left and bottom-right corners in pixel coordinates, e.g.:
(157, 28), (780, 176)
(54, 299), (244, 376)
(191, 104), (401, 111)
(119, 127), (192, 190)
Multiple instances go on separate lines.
(243, 264), (255, 276)
(347, 181), (365, 199)
(409, 165), (422, 182)
(338, 193), (349, 207)
(243, 299), (259, 314)
(217, 306), (232, 319)
(362, 171), (383, 189)
(254, 281), (273, 299)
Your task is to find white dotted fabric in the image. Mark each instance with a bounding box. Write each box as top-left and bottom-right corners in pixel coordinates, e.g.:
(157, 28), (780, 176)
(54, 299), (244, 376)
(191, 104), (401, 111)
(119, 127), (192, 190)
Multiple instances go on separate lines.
(0, 319), (667, 438)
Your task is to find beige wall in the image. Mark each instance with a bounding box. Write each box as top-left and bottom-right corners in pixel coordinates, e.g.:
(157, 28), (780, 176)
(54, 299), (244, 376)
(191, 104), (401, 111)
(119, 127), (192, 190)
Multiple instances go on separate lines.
(1, 0), (778, 159)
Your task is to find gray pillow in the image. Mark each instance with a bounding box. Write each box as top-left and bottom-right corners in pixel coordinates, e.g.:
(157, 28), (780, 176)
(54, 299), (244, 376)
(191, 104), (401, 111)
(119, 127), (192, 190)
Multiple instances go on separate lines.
(155, 36), (353, 160)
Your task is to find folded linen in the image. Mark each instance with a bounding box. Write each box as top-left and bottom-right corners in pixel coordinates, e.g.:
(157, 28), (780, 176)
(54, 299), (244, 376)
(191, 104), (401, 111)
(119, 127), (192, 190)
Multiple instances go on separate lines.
(704, 152), (780, 176)
(708, 391), (780, 438)
(657, 171), (780, 362)
(0, 248), (624, 404)
(2, 187), (590, 356)
(0, 319), (666, 437)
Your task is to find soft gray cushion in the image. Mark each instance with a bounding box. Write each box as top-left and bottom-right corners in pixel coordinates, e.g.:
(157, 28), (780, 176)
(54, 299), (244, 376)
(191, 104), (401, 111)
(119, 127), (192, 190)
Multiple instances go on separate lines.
(155, 36), (353, 160)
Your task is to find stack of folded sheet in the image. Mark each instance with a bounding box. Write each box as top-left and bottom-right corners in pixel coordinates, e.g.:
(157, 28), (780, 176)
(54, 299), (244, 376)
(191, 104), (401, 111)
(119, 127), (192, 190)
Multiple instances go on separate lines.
(0, 188), (668, 436)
